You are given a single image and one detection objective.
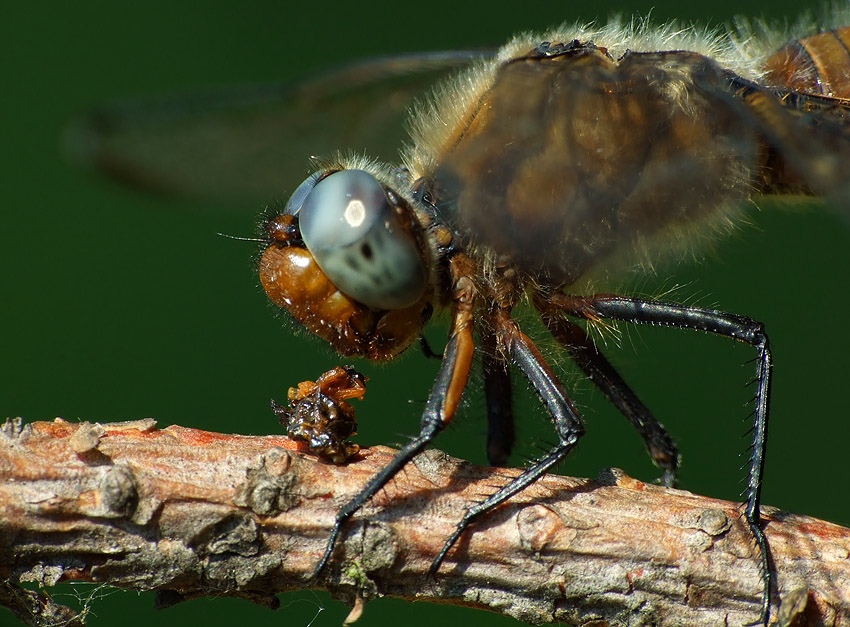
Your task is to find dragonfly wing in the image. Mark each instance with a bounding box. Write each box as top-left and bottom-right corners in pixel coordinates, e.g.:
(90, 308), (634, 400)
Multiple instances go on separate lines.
(65, 50), (492, 207)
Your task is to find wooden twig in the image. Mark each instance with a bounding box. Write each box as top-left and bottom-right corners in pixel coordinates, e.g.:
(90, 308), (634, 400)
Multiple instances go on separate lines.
(0, 418), (848, 626)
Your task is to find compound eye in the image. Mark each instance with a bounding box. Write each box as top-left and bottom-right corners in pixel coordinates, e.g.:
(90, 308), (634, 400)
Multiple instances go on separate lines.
(298, 169), (427, 310)
(284, 170), (325, 215)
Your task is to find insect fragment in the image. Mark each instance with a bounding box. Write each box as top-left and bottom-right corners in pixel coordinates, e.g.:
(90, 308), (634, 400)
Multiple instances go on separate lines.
(272, 366), (366, 464)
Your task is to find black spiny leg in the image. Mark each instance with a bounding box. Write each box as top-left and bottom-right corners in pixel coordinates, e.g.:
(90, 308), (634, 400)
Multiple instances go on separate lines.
(481, 320), (515, 466)
(313, 333), (469, 577)
(313, 257), (477, 579)
(535, 296), (680, 486)
(430, 317), (585, 573)
(552, 293), (773, 626)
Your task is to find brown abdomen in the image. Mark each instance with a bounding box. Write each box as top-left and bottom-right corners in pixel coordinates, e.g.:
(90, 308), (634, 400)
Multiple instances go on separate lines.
(763, 26), (850, 98)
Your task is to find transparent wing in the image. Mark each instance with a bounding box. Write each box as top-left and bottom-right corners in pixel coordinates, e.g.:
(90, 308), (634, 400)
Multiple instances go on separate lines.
(723, 75), (850, 216)
(65, 50), (492, 206)
(742, 23), (850, 217)
(424, 47), (850, 283)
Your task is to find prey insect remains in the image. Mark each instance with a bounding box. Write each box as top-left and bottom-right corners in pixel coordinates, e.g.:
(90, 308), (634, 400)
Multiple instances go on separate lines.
(272, 365), (366, 465)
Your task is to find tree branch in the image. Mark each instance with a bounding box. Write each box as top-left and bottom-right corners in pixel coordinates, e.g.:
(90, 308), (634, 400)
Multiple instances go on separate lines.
(0, 418), (847, 626)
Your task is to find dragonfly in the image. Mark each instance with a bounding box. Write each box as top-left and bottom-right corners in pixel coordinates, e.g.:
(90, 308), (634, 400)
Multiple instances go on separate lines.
(68, 14), (850, 626)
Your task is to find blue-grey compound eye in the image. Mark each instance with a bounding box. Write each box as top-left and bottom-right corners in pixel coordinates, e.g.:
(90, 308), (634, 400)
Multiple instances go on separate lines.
(284, 171), (325, 215)
(298, 169), (427, 310)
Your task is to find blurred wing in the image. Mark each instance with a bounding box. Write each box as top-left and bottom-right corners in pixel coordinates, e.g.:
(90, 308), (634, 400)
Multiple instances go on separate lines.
(725, 75), (850, 215)
(65, 50), (492, 207)
(426, 47), (850, 282)
(739, 23), (850, 216)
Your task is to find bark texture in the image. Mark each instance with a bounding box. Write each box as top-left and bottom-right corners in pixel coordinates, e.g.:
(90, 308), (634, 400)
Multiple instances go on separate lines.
(0, 418), (848, 626)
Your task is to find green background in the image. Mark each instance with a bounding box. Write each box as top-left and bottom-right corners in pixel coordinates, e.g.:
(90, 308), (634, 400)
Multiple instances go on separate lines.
(3, 0), (847, 625)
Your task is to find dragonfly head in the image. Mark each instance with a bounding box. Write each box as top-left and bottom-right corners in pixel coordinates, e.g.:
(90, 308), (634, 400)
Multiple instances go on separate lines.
(259, 167), (434, 360)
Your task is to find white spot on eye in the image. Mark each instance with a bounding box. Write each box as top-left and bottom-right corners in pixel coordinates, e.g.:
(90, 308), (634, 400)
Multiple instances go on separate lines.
(344, 200), (366, 227)
(293, 255), (311, 268)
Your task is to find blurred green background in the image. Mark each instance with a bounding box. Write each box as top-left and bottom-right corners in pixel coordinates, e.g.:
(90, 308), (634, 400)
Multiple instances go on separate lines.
(3, 0), (848, 625)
